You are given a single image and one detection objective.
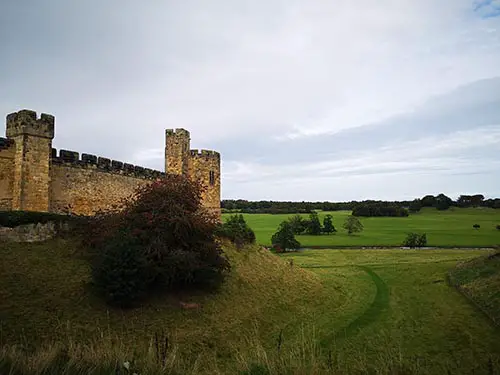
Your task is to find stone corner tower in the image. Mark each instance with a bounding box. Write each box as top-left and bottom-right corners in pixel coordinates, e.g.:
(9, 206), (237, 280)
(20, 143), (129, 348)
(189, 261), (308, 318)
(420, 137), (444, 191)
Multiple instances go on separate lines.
(6, 109), (55, 212)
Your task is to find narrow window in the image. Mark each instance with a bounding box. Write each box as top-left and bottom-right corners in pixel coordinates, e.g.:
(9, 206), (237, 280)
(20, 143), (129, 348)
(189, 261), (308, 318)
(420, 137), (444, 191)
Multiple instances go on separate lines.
(209, 170), (215, 185)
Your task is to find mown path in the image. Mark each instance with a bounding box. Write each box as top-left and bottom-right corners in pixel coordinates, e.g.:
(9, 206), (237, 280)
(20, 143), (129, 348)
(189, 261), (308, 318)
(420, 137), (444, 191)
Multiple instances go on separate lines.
(302, 249), (390, 347)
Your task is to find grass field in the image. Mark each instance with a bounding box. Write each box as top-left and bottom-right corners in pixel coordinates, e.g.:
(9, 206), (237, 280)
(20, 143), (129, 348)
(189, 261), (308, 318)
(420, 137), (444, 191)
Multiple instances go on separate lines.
(223, 207), (500, 247)
(1, 238), (499, 374)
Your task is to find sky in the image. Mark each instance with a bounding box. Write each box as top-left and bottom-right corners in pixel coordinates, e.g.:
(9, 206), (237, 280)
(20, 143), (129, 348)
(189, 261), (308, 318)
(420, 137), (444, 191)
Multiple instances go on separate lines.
(1, 0), (499, 202)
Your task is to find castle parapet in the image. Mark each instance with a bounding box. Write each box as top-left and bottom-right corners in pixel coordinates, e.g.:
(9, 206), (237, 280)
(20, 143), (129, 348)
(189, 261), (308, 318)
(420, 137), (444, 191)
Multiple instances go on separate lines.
(190, 149), (220, 160)
(51, 148), (165, 180)
(166, 128), (190, 138)
(6, 110), (55, 139)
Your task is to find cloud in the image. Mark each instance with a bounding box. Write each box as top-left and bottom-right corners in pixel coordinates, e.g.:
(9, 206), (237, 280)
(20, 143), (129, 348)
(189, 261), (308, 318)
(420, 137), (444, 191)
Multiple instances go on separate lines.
(0, 1), (499, 201)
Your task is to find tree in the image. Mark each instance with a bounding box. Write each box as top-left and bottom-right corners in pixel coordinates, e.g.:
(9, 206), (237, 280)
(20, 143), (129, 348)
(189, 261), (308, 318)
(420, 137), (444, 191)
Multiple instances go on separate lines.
(496, 224), (500, 231)
(271, 221), (301, 251)
(87, 174), (231, 307)
(322, 214), (336, 234)
(421, 195), (436, 208)
(287, 214), (308, 235)
(473, 224), (480, 230)
(435, 193), (452, 210)
(409, 199), (422, 213)
(306, 211), (322, 235)
(402, 233), (427, 248)
(217, 214), (255, 248)
(343, 215), (364, 235)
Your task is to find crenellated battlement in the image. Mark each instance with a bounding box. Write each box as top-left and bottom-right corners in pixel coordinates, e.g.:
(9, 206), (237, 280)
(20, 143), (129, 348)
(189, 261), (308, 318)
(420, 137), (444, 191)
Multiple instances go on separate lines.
(6, 109), (55, 139)
(165, 128), (190, 137)
(2, 108), (220, 217)
(190, 149), (221, 160)
(51, 148), (166, 180)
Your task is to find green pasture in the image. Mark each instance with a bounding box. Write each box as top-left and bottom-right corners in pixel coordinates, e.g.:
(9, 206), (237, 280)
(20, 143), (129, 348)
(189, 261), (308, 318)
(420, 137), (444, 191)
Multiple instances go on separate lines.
(279, 248), (500, 374)
(1, 237), (499, 373)
(223, 207), (500, 247)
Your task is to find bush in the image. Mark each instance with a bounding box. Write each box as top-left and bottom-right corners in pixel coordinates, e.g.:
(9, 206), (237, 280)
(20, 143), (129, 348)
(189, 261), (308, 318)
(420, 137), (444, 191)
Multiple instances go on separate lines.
(0, 210), (83, 228)
(343, 216), (363, 235)
(402, 233), (427, 248)
(496, 225), (500, 231)
(87, 174), (230, 307)
(271, 221), (301, 251)
(473, 224), (481, 230)
(216, 214), (255, 247)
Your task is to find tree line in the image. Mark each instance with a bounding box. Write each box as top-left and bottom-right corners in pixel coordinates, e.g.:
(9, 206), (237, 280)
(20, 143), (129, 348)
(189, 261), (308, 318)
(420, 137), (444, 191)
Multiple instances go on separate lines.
(222, 194), (500, 216)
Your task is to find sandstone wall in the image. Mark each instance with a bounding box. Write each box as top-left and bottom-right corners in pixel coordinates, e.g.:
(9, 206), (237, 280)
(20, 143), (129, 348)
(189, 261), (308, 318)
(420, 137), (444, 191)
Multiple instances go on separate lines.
(49, 151), (165, 216)
(189, 150), (221, 217)
(0, 138), (15, 210)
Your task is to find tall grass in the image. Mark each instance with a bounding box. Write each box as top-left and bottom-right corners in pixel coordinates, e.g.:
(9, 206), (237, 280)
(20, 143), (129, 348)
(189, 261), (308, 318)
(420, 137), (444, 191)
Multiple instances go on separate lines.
(2, 327), (499, 375)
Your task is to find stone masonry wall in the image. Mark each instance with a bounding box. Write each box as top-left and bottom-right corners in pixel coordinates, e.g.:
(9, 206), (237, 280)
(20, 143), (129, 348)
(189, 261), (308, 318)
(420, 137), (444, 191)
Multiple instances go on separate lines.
(0, 138), (15, 210)
(189, 150), (221, 217)
(50, 150), (165, 216)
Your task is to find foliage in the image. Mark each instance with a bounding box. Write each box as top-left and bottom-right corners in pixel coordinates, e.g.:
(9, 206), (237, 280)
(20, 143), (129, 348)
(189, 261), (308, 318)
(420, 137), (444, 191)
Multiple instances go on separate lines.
(287, 214), (309, 235)
(0, 210), (85, 228)
(352, 202), (409, 217)
(271, 221), (301, 251)
(343, 216), (364, 235)
(496, 224), (500, 231)
(473, 224), (481, 230)
(402, 233), (427, 248)
(216, 214), (256, 247)
(408, 199), (422, 213)
(306, 212), (323, 235)
(322, 214), (336, 234)
(86, 174), (230, 307)
(221, 194), (500, 215)
(435, 193), (453, 211)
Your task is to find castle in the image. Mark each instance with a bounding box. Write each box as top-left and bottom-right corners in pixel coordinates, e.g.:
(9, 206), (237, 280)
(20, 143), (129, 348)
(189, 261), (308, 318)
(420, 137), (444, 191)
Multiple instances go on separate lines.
(0, 109), (221, 217)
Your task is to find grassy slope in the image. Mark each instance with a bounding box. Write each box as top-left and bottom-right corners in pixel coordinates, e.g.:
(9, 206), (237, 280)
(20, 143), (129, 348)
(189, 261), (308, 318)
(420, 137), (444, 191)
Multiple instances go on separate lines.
(448, 252), (500, 325)
(0, 238), (330, 356)
(280, 249), (500, 374)
(226, 207), (500, 247)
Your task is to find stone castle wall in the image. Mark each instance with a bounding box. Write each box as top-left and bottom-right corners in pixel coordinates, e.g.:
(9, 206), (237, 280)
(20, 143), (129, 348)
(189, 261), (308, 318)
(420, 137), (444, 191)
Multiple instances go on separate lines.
(0, 110), (221, 217)
(0, 138), (15, 210)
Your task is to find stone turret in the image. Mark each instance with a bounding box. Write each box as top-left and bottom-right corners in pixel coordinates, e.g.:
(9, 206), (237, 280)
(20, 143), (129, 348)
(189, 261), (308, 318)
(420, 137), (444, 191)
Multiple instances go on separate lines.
(165, 128), (190, 176)
(6, 110), (55, 211)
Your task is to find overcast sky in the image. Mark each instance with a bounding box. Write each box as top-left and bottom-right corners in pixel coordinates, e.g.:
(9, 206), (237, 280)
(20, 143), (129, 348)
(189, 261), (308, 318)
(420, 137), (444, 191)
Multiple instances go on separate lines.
(1, 1), (499, 201)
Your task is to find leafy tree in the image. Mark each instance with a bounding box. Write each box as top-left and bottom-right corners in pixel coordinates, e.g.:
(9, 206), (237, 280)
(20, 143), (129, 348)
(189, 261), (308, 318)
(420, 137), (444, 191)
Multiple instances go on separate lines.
(435, 193), (453, 210)
(87, 174), (230, 307)
(271, 221), (301, 251)
(217, 214), (255, 248)
(473, 224), (480, 230)
(322, 214), (336, 234)
(402, 233), (427, 248)
(421, 195), (436, 208)
(409, 199), (422, 213)
(287, 214), (308, 235)
(496, 224), (500, 231)
(343, 215), (363, 235)
(306, 211), (322, 235)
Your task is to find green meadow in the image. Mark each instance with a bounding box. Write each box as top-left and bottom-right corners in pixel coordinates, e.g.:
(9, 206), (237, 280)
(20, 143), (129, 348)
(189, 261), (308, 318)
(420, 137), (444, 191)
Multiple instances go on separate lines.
(1, 238), (500, 374)
(223, 207), (500, 248)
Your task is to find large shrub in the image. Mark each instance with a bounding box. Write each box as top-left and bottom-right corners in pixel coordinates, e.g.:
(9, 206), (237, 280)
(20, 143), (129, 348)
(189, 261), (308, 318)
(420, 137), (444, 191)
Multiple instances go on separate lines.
(86, 174), (230, 307)
(271, 221), (301, 251)
(402, 233), (427, 248)
(216, 214), (256, 247)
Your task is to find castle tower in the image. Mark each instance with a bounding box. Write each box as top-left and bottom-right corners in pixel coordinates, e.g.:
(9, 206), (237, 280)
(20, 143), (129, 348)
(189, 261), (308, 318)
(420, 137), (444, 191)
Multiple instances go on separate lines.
(165, 128), (190, 176)
(6, 109), (55, 211)
(189, 149), (221, 218)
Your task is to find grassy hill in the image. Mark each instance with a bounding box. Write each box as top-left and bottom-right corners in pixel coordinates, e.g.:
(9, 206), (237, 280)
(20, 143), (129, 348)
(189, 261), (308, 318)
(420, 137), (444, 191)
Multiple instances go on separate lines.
(0, 237), (334, 373)
(448, 251), (500, 325)
(1, 238), (499, 374)
(225, 207), (500, 247)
